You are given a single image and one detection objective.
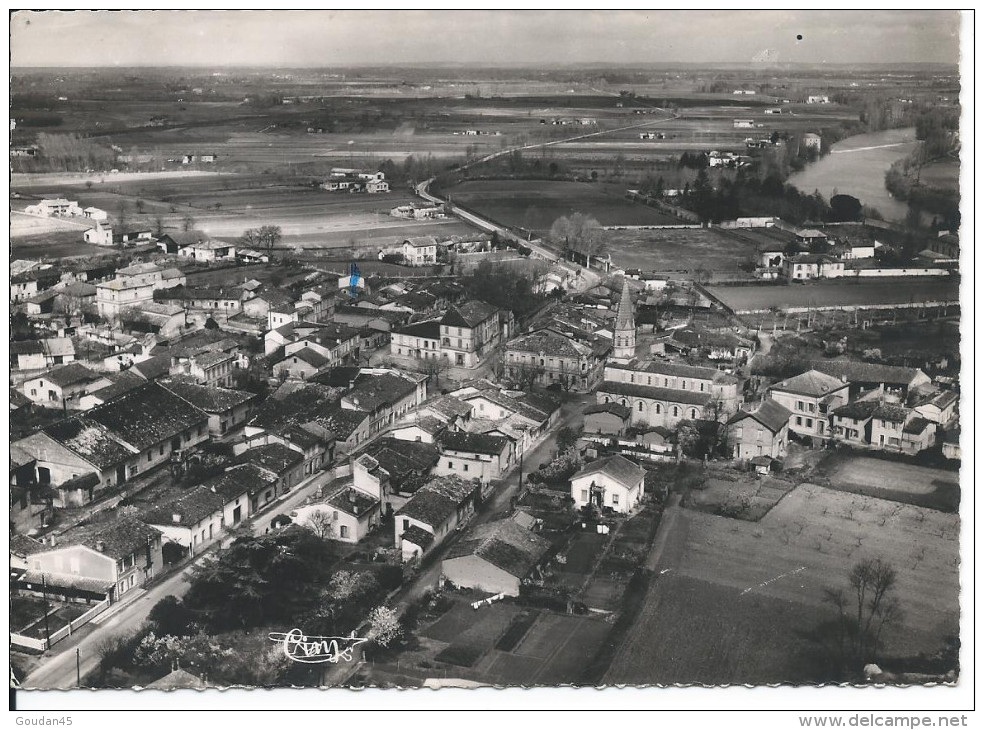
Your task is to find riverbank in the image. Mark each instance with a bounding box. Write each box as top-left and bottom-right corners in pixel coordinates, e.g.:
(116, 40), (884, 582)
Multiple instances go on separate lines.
(788, 127), (918, 222)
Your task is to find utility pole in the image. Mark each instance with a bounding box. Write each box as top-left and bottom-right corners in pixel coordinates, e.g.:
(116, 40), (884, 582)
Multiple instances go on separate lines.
(41, 575), (51, 647)
(76, 648), (81, 687)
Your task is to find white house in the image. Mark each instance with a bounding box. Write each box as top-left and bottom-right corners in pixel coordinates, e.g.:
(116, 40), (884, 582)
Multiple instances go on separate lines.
(767, 370), (850, 440)
(441, 518), (551, 597)
(83, 207), (108, 221)
(83, 223), (114, 246)
(25, 199), (83, 217)
(570, 454), (646, 515)
(393, 475), (481, 562)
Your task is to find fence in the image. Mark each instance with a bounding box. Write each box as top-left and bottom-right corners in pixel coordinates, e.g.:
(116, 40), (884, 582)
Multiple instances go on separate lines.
(10, 596), (111, 654)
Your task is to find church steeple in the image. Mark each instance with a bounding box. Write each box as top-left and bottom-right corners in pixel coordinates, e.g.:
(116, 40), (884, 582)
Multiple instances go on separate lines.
(612, 278), (636, 361)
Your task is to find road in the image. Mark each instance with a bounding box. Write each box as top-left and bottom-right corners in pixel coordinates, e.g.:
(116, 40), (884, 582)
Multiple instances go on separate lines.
(23, 469), (333, 689)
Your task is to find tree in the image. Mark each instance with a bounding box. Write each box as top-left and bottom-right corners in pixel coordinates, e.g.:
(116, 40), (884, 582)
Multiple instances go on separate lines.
(514, 360), (546, 390)
(148, 596), (195, 637)
(548, 213), (605, 268)
(421, 355), (450, 389)
(811, 559), (903, 676)
(181, 214), (196, 232)
(830, 194), (863, 222)
(556, 425), (582, 453)
(154, 214), (165, 237)
(257, 225), (283, 253)
(366, 606), (402, 648)
(305, 510), (335, 540)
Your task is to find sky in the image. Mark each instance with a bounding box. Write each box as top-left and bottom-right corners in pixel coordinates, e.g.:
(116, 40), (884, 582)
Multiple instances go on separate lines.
(10, 10), (962, 68)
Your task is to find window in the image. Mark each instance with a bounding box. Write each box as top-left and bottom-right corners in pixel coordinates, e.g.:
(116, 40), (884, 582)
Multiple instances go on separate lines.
(805, 418), (813, 428)
(340, 525), (349, 539)
(147, 453), (152, 462)
(638, 402), (644, 412)
(690, 409), (698, 419)
(463, 464), (469, 472)
(796, 416), (803, 426)
(612, 494), (619, 505)
(447, 460), (454, 469)
(581, 489), (588, 502)
(700, 383), (705, 392)
(672, 406), (679, 417)
(159, 446), (164, 456)
(655, 404), (662, 414)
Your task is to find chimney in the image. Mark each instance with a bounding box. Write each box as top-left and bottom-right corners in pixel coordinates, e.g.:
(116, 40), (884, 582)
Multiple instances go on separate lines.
(95, 540), (105, 552)
(172, 513), (182, 524)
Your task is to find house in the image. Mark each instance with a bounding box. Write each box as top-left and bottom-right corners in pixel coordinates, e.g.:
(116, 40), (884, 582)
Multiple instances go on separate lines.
(178, 238), (237, 262)
(25, 198), (83, 217)
(670, 326), (756, 365)
(10, 337), (76, 371)
(78, 370), (148, 410)
(783, 254), (845, 280)
(141, 480), (248, 558)
(391, 320), (443, 361)
(390, 203), (445, 220)
(726, 399), (792, 461)
(83, 222), (114, 246)
(400, 237), (440, 267)
(801, 131), (823, 149)
(583, 402), (632, 436)
(434, 431), (513, 484)
(54, 281), (98, 315)
(504, 328), (610, 392)
(440, 300), (502, 368)
(156, 230), (209, 255)
(442, 518), (551, 596)
(159, 377), (257, 438)
(83, 206), (108, 221)
(340, 370), (429, 442)
(358, 437), (441, 514)
(154, 285), (245, 321)
(243, 383), (341, 471)
(207, 463), (282, 516)
(20, 516), (163, 603)
(570, 454), (646, 514)
(809, 360), (930, 399)
(394, 475), (481, 562)
(237, 442), (307, 496)
(114, 229), (154, 246)
(121, 302), (187, 339)
(96, 278), (156, 320)
(294, 485), (381, 543)
(829, 400), (880, 448)
(767, 370), (850, 441)
(911, 388), (958, 425)
(13, 382), (210, 505)
(22, 363), (111, 410)
(273, 346), (332, 381)
(451, 383), (560, 456)
(416, 394), (474, 431)
(170, 350), (237, 388)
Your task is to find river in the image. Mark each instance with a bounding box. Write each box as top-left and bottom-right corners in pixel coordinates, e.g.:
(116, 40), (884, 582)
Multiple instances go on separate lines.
(788, 127), (918, 222)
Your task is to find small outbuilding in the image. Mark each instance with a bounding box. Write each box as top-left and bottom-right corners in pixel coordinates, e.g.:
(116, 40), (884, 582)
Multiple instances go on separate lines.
(441, 518), (551, 597)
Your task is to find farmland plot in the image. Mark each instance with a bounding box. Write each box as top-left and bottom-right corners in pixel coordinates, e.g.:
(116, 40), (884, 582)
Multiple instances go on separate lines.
(603, 227), (758, 275)
(606, 484), (959, 685)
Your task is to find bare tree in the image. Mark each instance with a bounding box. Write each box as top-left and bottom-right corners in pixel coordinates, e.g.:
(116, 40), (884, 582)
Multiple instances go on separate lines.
(515, 360), (546, 390)
(306, 511), (335, 540)
(181, 213), (196, 232)
(421, 354), (450, 389)
(548, 213), (605, 268)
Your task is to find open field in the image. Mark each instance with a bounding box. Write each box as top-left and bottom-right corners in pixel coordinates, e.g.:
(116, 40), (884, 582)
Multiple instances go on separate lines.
(818, 453), (960, 512)
(10, 211), (92, 238)
(917, 158), (960, 190)
(706, 278), (961, 313)
(11, 173), (479, 252)
(11, 229), (119, 260)
(444, 180), (681, 231)
(604, 227), (757, 275)
(686, 472), (798, 521)
(606, 484), (960, 684)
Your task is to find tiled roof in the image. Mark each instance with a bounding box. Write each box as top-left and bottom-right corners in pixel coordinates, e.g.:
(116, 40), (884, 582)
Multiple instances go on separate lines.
(809, 360), (925, 388)
(142, 485), (226, 527)
(770, 370), (848, 398)
(584, 402), (632, 420)
(84, 382), (208, 451)
(10, 534), (45, 557)
(423, 395), (473, 420)
(506, 329), (592, 359)
(129, 355), (172, 381)
(831, 400), (881, 421)
(394, 320), (442, 339)
(237, 443), (304, 475)
(608, 358), (733, 383)
(248, 383), (345, 432)
(441, 300), (498, 329)
(317, 406), (370, 441)
(400, 524), (435, 550)
(362, 437), (440, 482)
(597, 380), (713, 407)
(42, 418), (136, 470)
(873, 403), (910, 423)
(572, 454), (646, 489)
(903, 416), (933, 435)
(202, 464), (275, 500)
(145, 668), (210, 690)
(438, 430), (510, 456)
(446, 518), (550, 579)
(159, 377), (256, 413)
(729, 399), (792, 432)
(396, 475), (479, 527)
(614, 278), (635, 331)
(35, 363), (102, 388)
(403, 236), (439, 249)
(56, 515), (163, 560)
(326, 487), (379, 517)
(283, 347), (331, 369)
(343, 373), (418, 413)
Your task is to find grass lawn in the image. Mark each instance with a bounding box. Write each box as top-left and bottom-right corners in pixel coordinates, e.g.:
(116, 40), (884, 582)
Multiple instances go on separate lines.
(817, 452), (960, 513)
(603, 227), (758, 276)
